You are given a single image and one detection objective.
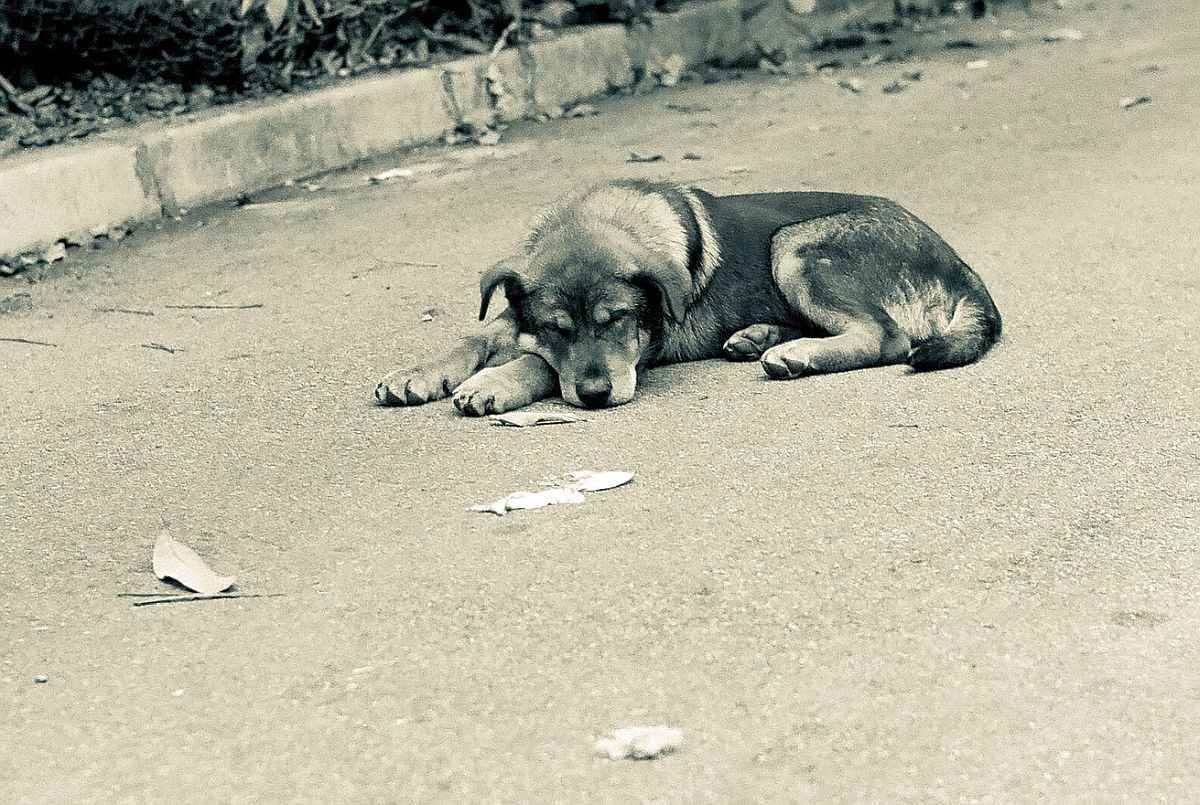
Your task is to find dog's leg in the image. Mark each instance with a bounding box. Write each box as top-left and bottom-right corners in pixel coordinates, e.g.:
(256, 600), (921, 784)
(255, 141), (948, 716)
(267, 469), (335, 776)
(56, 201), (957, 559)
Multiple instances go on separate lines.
(760, 322), (909, 379)
(375, 310), (519, 406)
(451, 354), (559, 416)
(722, 324), (806, 361)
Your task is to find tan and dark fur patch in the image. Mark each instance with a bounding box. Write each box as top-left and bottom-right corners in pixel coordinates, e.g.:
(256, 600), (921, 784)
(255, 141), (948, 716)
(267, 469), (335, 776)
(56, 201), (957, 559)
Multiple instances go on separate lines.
(375, 180), (1001, 414)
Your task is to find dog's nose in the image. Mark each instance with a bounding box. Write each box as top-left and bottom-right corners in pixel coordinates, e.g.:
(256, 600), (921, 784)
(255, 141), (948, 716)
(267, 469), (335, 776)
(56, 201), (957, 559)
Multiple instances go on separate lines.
(575, 377), (612, 408)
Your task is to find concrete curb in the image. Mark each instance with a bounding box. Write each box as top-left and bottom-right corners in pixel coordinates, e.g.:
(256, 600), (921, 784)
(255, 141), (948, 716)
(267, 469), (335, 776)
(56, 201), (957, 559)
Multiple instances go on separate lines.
(0, 0), (887, 265)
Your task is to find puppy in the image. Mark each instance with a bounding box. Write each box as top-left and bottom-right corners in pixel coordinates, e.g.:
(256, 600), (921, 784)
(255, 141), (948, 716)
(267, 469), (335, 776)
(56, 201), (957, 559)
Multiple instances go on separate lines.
(376, 180), (1001, 414)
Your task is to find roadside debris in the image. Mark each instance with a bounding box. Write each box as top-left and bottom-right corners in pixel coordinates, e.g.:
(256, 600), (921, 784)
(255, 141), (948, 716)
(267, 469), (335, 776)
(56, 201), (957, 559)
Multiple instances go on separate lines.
(567, 470), (634, 492)
(40, 242), (67, 264)
(369, 167), (414, 183)
(682, 152), (703, 160)
(655, 53), (688, 87)
(966, 59), (990, 70)
(595, 725), (683, 760)
(627, 152), (664, 163)
(0, 337), (58, 348)
(419, 307), (442, 323)
(471, 487), (586, 516)
(488, 411), (583, 427)
(34, 674), (49, 684)
(141, 342), (182, 354)
(96, 307), (154, 316)
(471, 470), (634, 515)
(564, 103), (597, 118)
(1044, 28), (1085, 42)
(152, 533), (236, 595)
(131, 592), (283, 607)
(837, 77), (864, 94)
(665, 102), (712, 113)
(1119, 95), (1151, 109)
(164, 302), (264, 310)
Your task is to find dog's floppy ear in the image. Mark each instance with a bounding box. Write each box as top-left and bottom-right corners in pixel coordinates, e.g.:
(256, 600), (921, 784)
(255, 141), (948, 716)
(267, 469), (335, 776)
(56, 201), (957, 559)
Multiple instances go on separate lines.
(627, 257), (692, 324)
(478, 257), (526, 321)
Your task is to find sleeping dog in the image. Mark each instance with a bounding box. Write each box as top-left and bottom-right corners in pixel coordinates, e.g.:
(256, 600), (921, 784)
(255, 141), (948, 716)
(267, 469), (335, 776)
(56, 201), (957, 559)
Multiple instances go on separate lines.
(375, 180), (1001, 414)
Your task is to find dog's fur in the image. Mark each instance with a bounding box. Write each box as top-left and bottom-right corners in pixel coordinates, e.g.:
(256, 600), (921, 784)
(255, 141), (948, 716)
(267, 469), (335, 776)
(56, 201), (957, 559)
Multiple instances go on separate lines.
(376, 181), (1001, 414)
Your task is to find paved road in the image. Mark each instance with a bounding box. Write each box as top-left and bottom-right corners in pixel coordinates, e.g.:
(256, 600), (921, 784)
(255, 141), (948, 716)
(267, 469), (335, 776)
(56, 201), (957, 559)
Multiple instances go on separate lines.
(3, 1), (1198, 802)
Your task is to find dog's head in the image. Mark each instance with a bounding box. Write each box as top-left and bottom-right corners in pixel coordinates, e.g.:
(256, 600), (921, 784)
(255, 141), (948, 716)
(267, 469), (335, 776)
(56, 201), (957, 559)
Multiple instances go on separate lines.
(479, 223), (691, 408)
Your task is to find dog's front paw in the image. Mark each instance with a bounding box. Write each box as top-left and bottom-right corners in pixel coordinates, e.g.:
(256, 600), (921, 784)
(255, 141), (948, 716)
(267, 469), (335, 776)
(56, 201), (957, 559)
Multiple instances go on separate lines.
(451, 367), (538, 416)
(760, 340), (818, 379)
(723, 324), (786, 361)
(375, 363), (463, 406)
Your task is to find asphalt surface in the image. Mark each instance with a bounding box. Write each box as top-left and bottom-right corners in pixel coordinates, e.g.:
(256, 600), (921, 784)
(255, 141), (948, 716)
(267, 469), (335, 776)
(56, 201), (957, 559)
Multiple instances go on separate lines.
(3, 2), (1198, 802)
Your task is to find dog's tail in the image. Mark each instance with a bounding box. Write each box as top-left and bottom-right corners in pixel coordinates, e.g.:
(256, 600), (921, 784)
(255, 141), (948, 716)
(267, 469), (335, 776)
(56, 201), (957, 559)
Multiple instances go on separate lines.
(907, 274), (1002, 372)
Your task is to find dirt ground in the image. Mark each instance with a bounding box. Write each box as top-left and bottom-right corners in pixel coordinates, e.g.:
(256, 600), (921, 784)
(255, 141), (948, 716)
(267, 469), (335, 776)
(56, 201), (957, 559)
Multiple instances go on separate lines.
(3, 1), (1198, 802)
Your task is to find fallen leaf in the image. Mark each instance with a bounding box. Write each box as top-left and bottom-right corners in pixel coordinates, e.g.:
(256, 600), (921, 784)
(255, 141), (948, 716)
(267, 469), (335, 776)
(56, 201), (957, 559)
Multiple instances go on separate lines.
(965, 59), (990, 70)
(1119, 95), (1150, 109)
(568, 470), (634, 492)
(658, 53), (687, 87)
(882, 80), (906, 94)
(152, 534), (236, 595)
(471, 487), (586, 516)
(489, 411), (584, 427)
(564, 103), (597, 118)
(837, 77), (864, 93)
(594, 725), (683, 760)
(476, 129), (501, 146)
(627, 152), (664, 163)
(40, 242), (67, 264)
(1044, 28), (1084, 42)
(370, 167), (415, 183)
(681, 152), (703, 160)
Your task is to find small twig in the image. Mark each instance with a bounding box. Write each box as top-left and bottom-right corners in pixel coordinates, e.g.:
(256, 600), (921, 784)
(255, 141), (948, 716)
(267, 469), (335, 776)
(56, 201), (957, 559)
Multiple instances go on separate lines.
(490, 18), (520, 59)
(888, 423), (920, 428)
(0, 337), (58, 347)
(117, 592), (174, 598)
(132, 592), (284, 607)
(0, 72), (34, 115)
(96, 307), (154, 316)
(141, 342), (183, 354)
(164, 303), (264, 310)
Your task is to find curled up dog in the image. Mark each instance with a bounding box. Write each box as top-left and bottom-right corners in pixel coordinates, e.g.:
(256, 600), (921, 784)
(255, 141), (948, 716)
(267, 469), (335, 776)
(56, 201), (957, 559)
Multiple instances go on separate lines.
(375, 180), (1001, 415)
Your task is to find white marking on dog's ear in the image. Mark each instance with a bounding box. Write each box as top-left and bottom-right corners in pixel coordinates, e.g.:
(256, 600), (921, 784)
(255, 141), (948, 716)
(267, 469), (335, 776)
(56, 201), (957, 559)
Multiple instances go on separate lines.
(681, 188), (722, 297)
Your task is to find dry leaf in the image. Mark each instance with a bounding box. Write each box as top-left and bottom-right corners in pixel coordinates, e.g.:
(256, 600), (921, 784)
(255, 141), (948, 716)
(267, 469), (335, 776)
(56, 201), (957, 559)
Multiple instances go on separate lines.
(152, 534), (236, 595)
(658, 53), (687, 87)
(369, 167), (414, 183)
(471, 487), (586, 516)
(1044, 28), (1084, 42)
(568, 470), (634, 492)
(837, 77), (864, 93)
(489, 411), (583, 427)
(594, 725), (683, 760)
(1120, 95), (1150, 109)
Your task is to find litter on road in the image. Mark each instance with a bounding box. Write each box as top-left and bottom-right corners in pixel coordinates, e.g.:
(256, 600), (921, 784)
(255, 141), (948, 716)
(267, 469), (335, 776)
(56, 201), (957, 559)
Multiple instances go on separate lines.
(488, 411), (583, 427)
(471, 487), (586, 516)
(471, 470), (634, 515)
(369, 167), (415, 183)
(152, 533), (236, 595)
(594, 725), (683, 760)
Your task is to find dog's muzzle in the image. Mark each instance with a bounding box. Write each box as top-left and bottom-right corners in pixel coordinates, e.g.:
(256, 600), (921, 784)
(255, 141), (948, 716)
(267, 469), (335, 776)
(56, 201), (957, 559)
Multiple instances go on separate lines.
(575, 376), (612, 408)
